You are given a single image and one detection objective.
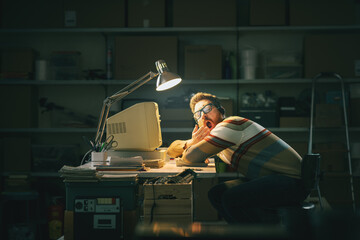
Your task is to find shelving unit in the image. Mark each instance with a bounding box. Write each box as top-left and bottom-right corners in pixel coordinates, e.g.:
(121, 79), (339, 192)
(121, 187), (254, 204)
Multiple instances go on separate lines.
(1, 3), (360, 239)
(1, 25), (360, 212)
(1, 26), (360, 133)
(2, 77), (359, 134)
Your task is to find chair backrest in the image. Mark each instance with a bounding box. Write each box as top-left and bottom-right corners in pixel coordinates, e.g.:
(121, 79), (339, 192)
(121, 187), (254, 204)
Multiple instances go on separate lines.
(301, 153), (321, 192)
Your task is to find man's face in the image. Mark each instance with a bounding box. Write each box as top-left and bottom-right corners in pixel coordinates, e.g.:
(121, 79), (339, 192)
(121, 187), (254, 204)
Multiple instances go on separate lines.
(193, 99), (224, 130)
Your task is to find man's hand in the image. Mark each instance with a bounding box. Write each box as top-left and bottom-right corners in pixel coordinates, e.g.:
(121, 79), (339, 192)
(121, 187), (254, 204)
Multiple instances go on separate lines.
(186, 124), (210, 148)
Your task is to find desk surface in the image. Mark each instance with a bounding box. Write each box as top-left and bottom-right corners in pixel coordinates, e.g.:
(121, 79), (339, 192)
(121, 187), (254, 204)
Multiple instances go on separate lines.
(81, 159), (241, 179)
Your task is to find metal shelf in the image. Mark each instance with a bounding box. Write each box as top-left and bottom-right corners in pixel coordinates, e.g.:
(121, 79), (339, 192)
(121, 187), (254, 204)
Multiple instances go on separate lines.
(1, 172), (60, 177)
(1, 78), (359, 86)
(237, 25), (360, 32)
(2, 127), (360, 134)
(0, 27), (237, 34)
(1, 25), (360, 34)
(0, 128), (96, 133)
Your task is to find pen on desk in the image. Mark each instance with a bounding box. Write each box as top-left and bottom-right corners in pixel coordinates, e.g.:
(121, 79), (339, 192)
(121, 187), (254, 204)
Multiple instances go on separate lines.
(100, 142), (106, 152)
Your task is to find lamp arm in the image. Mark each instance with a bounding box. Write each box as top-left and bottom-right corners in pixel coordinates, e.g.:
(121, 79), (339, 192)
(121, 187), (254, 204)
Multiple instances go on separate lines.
(94, 71), (159, 147)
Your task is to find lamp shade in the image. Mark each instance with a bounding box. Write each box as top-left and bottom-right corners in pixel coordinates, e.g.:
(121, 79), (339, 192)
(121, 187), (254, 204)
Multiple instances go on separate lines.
(155, 60), (182, 91)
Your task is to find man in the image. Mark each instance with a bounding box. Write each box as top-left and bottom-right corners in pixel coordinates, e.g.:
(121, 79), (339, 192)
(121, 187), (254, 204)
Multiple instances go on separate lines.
(167, 92), (308, 223)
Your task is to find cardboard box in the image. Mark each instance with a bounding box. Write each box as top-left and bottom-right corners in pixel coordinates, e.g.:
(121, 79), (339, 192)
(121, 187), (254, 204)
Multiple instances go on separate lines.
(0, 86), (38, 128)
(64, 0), (125, 28)
(160, 108), (193, 121)
(160, 108), (194, 128)
(114, 36), (178, 80)
(1, 48), (35, 74)
(143, 181), (193, 224)
(173, 0), (236, 27)
(319, 173), (355, 209)
(250, 0), (287, 26)
(1, 0), (63, 28)
(143, 199), (192, 215)
(279, 117), (310, 128)
(350, 84), (360, 98)
(304, 34), (360, 78)
(144, 182), (192, 200)
(313, 143), (347, 172)
(128, 0), (165, 27)
(184, 45), (222, 80)
(219, 98), (234, 117)
(350, 98), (360, 127)
(315, 104), (342, 128)
(161, 120), (194, 128)
(1, 137), (32, 172)
(239, 109), (278, 127)
(289, 0), (356, 26)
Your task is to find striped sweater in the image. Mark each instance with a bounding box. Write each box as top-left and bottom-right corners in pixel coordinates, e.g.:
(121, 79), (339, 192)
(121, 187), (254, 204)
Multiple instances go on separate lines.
(182, 116), (302, 179)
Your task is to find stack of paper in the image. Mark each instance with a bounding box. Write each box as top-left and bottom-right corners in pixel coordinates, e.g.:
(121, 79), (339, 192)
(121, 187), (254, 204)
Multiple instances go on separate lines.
(95, 156), (145, 171)
(59, 165), (101, 182)
(99, 173), (139, 181)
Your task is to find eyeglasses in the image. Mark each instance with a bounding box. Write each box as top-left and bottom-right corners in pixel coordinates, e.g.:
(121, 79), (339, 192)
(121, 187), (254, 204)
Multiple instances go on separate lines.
(193, 103), (215, 121)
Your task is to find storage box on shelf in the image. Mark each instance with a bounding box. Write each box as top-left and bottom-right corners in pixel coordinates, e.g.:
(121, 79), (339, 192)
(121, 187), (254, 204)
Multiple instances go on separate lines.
(0, 48), (35, 79)
(239, 108), (278, 128)
(263, 51), (302, 79)
(64, 0), (125, 28)
(219, 98), (234, 117)
(1, 0), (63, 28)
(313, 143), (347, 172)
(160, 108), (194, 128)
(49, 51), (82, 80)
(319, 173), (360, 209)
(1, 137), (32, 172)
(279, 117), (310, 128)
(184, 45), (222, 80)
(0, 85), (38, 128)
(315, 104), (343, 128)
(128, 0), (165, 28)
(250, 0), (287, 26)
(114, 36), (178, 80)
(289, 0), (356, 26)
(304, 34), (360, 78)
(172, 0), (236, 27)
(350, 83), (360, 127)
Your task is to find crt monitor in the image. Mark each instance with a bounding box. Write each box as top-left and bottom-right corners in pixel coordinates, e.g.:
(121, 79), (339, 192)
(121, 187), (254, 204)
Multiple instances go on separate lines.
(106, 102), (162, 151)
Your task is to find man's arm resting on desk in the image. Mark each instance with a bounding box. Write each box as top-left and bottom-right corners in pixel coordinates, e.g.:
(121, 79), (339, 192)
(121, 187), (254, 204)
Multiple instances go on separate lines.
(167, 140), (190, 158)
(182, 139), (224, 164)
(167, 126), (211, 158)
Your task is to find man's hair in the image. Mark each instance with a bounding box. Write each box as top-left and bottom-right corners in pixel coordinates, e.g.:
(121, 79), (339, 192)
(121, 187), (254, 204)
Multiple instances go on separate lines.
(189, 92), (224, 114)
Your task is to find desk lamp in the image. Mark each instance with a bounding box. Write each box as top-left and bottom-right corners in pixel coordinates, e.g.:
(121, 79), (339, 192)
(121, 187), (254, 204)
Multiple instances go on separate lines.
(93, 60), (182, 150)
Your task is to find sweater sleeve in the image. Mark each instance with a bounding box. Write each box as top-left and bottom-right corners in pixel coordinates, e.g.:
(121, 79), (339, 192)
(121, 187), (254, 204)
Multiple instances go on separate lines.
(182, 122), (236, 163)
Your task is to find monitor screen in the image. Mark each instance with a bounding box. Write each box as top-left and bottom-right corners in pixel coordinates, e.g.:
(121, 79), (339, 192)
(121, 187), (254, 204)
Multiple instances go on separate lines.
(106, 102), (162, 151)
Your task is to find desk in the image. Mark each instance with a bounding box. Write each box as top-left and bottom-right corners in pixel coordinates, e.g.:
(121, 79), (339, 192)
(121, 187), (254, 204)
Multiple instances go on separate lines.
(63, 160), (241, 239)
(79, 158), (241, 178)
(65, 159), (243, 211)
